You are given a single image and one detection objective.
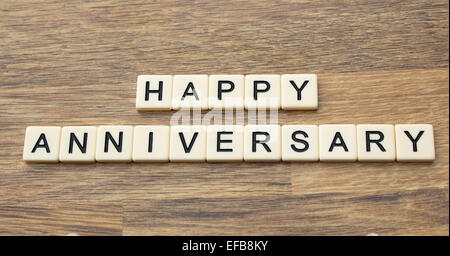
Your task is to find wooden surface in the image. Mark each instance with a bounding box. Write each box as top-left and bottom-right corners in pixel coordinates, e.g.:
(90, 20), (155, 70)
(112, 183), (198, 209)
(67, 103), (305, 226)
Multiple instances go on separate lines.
(0, 0), (448, 236)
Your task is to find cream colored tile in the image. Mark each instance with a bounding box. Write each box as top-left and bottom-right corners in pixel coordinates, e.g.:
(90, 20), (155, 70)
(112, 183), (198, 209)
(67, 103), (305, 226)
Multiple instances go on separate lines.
(281, 125), (319, 161)
(132, 126), (170, 162)
(244, 125), (281, 161)
(357, 124), (395, 162)
(95, 126), (133, 162)
(172, 75), (208, 110)
(319, 124), (357, 162)
(209, 75), (244, 109)
(281, 74), (318, 110)
(244, 75), (280, 110)
(206, 125), (244, 162)
(59, 126), (97, 163)
(136, 75), (173, 110)
(395, 124), (435, 162)
(23, 126), (61, 163)
(169, 125), (207, 162)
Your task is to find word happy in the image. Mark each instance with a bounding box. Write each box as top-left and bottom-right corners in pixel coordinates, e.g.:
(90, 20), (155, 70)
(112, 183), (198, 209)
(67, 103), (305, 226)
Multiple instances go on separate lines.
(136, 74), (318, 110)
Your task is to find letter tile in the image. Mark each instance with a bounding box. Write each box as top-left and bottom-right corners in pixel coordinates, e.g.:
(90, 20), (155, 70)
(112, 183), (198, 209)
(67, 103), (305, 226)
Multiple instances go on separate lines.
(281, 74), (318, 110)
(132, 125), (170, 162)
(209, 75), (244, 109)
(281, 125), (319, 161)
(59, 126), (97, 162)
(172, 75), (208, 110)
(244, 125), (281, 161)
(95, 125), (133, 162)
(357, 124), (395, 162)
(395, 124), (435, 162)
(169, 125), (207, 162)
(23, 126), (61, 162)
(136, 75), (173, 110)
(244, 75), (280, 110)
(319, 124), (357, 162)
(206, 125), (244, 162)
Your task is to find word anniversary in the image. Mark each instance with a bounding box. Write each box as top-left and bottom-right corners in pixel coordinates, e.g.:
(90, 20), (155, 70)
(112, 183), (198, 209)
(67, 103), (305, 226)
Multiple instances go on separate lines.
(23, 124), (435, 163)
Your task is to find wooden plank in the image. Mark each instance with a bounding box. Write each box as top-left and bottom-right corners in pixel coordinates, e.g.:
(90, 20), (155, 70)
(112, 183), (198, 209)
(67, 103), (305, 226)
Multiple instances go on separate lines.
(0, 0), (448, 77)
(0, 202), (122, 235)
(123, 188), (448, 236)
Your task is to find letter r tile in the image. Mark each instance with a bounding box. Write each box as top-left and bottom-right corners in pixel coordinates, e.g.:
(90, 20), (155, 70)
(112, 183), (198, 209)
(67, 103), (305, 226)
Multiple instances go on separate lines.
(244, 125), (281, 162)
(357, 124), (395, 162)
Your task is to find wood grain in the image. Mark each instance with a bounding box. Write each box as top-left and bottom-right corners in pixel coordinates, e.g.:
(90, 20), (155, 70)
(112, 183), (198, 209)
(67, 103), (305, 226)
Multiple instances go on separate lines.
(0, 0), (448, 235)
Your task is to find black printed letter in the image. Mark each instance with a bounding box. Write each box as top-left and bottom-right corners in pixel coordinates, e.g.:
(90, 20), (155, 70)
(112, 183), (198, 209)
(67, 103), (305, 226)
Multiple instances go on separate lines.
(179, 132), (199, 153)
(404, 130), (424, 152)
(104, 132), (123, 152)
(217, 131), (233, 152)
(289, 80), (308, 100)
(32, 133), (50, 153)
(145, 81), (163, 101)
(253, 81), (270, 100)
(217, 81), (235, 100)
(291, 131), (309, 152)
(329, 132), (348, 152)
(365, 131), (385, 152)
(181, 82), (199, 100)
(252, 132), (271, 152)
(148, 132), (153, 152)
(69, 132), (88, 154)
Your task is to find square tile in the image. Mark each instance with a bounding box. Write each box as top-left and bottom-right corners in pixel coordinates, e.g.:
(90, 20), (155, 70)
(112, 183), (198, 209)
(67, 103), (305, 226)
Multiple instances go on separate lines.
(96, 126), (133, 162)
(172, 75), (209, 110)
(357, 124), (395, 162)
(169, 125), (207, 162)
(206, 125), (244, 162)
(133, 125), (170, 162)
(209, 75), (244, 109)
(245, 75), (280, 110)
(23, 126), (61, 162)
(281, 125), (319, 161)
(319, 124), (357, 162)
(244, 125), (281, 161)
(136, 75), (173, 110)
(395, 124), (435, 162)
(59, 126), (97, 162)
(281, 74), (318, 110)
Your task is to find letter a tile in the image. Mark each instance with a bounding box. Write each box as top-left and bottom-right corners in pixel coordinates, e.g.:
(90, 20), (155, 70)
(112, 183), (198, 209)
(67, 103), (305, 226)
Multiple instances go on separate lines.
(23, 126), (61, 163)
(319, 124), (357, 162)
